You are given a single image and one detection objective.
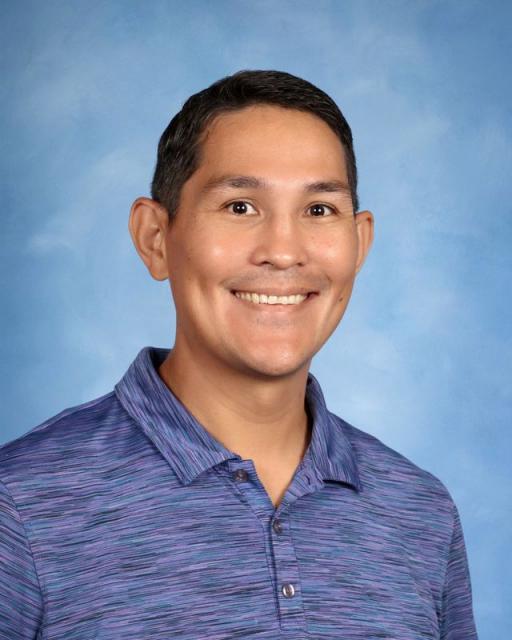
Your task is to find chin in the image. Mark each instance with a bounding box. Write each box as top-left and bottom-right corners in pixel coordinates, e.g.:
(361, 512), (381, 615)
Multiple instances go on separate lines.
(237, 349), (311, 379)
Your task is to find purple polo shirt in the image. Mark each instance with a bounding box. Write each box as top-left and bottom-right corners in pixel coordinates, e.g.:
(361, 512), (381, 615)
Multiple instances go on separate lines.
(0, 346), (478, 639)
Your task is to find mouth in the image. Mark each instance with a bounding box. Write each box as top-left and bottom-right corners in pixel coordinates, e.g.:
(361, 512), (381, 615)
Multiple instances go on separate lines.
(230, 290), (318, 307)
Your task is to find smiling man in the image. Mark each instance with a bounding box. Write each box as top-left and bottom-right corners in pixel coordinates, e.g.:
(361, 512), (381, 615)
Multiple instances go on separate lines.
(0, 71), (477, 639)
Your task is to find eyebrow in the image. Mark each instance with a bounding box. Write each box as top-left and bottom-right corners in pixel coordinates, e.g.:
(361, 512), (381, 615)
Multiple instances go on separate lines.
(200, 174), (351, 196)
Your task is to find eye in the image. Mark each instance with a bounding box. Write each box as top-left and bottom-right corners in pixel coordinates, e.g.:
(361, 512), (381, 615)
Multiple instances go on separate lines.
(226, 200), (257, 215)
(308, 203), (336, 217)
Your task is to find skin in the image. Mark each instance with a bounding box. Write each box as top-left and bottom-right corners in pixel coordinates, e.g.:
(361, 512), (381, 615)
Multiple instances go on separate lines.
(129, 104), (374, 507)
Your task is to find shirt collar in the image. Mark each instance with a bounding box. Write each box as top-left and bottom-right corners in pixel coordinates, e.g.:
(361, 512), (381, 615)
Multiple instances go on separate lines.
(115, 347), (360, 492)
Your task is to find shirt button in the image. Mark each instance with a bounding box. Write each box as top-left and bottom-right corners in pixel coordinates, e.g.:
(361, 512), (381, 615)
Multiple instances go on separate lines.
(272, 519), (283, 534)
(281, 583), (295, 598)
(234, 469), (248, 482)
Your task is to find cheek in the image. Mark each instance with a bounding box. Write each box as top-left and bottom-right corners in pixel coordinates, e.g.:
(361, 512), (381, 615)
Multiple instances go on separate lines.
(314, 232), (358, 284)
(168, 227), (245, 289)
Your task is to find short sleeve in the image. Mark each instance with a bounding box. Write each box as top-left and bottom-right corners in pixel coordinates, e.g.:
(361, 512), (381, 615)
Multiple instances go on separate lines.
(0, 479), (43, 639)
(439, 502), (479, 639)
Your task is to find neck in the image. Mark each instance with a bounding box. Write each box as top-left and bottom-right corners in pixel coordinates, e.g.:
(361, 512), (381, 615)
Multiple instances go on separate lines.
(157, 341), (312, 466)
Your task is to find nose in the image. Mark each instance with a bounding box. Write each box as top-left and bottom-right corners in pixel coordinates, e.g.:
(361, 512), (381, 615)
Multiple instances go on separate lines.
(249, 212), (308, 269)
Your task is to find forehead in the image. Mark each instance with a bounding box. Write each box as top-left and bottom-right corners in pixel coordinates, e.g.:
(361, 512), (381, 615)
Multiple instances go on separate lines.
(194, 104), (348, 184)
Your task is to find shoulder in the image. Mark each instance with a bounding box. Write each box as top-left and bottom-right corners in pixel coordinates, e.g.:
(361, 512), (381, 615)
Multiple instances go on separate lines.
(331, 412), (456, 513)
(0, 390), (132, 486)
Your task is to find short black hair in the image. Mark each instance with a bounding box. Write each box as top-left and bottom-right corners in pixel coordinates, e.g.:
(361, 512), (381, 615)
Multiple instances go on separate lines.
(151, 69), (359, 219)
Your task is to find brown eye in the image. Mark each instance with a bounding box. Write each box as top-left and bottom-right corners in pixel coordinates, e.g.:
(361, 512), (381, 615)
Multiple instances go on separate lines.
(309, 203), (334, 217)
(227, 201), (256, 215)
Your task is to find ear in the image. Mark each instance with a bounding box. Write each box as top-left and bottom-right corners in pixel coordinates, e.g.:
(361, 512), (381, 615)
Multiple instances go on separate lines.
(354, 210), (374, 274)
(128, 197), (170, 281)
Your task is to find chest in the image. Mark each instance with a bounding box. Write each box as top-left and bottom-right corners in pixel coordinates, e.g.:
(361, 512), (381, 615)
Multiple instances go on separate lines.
(29, 470), (444, 639)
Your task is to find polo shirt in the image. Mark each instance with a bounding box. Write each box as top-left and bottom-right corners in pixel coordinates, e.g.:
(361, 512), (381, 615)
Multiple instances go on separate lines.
(0, 346), (478, 639)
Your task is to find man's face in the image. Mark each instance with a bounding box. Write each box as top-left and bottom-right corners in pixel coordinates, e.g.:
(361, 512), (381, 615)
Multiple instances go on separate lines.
(163, 104), (373, 378)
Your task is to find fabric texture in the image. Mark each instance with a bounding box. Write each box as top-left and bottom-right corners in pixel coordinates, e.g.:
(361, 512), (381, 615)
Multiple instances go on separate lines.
(0, 346), (478, 639)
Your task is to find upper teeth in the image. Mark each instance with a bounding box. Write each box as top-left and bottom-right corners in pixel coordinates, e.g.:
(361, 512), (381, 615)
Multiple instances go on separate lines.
(234, 291), (308, 305)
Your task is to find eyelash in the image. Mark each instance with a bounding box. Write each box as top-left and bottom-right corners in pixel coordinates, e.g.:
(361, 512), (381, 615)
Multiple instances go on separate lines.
(225, 200), (338, 217)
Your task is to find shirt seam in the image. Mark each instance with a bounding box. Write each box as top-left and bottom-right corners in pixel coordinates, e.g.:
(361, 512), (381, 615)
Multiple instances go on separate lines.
(439, 499), (456, 628)
(287, 506), (309, 632)
(0, 476), (47, 635)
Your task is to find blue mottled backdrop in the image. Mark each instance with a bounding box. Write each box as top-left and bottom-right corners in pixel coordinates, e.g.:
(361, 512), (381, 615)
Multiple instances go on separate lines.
(1, 2), (510, 636)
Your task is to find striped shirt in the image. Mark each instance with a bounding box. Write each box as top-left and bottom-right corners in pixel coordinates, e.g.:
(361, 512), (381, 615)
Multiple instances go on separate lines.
(0, 346), (478, 639)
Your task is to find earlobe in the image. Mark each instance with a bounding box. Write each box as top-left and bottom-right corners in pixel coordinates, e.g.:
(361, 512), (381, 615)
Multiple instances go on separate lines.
(128, 197), (170, 281)
(354, 210), (374, 274)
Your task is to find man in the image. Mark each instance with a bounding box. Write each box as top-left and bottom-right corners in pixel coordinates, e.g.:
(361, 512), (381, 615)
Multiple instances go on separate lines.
(0, 70), (477, 639)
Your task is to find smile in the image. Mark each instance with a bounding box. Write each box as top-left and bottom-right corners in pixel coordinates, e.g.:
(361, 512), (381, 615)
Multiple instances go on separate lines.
(232, 291), (313, 305)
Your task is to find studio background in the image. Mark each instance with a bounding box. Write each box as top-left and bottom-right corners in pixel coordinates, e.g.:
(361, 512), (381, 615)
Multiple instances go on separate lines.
(1, 1), (510, 637)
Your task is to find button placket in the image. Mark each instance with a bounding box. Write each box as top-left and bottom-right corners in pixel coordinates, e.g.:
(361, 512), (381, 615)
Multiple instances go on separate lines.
(269, 512), (306, 632)
(226, 461), (309, 632)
